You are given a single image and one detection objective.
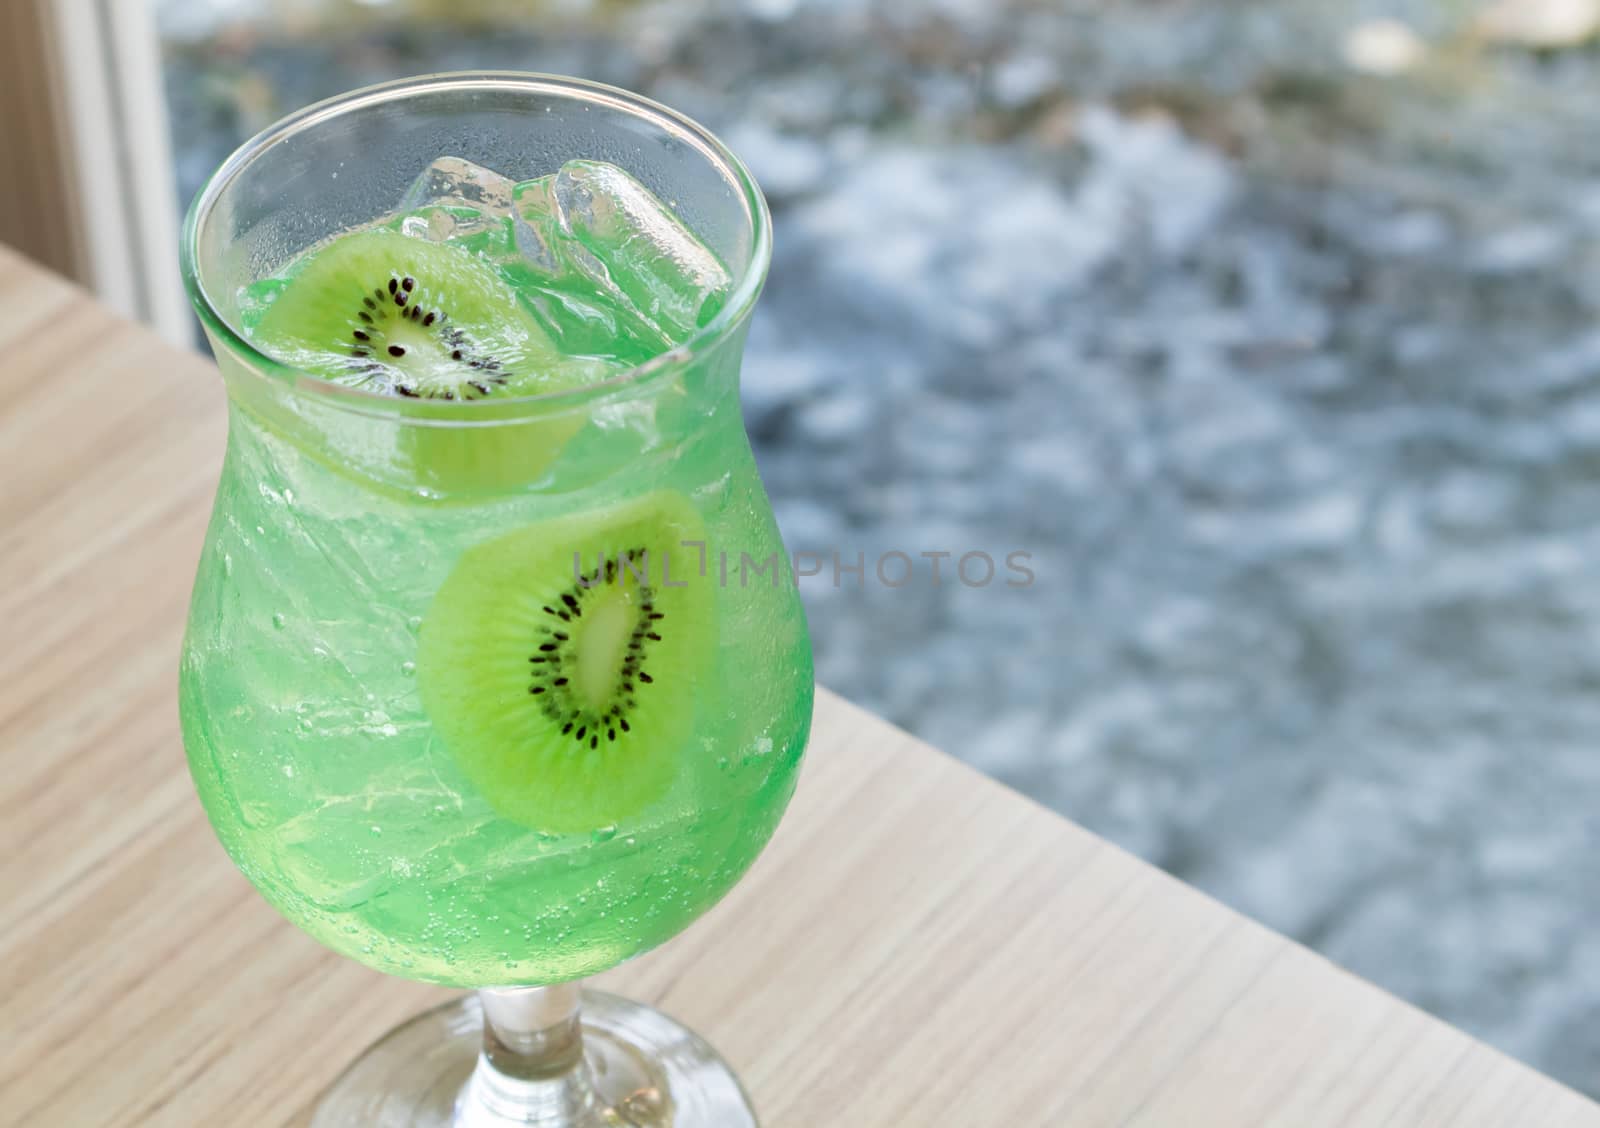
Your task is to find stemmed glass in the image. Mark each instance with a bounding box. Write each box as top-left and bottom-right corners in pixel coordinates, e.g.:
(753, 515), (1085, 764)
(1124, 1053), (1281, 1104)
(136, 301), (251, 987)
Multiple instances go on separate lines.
(178, 73), (812, 1126)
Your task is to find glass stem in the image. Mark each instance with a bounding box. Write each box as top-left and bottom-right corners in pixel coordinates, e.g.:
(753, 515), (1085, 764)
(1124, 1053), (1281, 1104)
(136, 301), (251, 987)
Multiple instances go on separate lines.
(455, 982), (600, 1127)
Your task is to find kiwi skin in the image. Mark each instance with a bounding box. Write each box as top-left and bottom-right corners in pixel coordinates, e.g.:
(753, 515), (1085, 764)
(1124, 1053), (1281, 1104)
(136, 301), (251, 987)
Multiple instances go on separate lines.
(417, 492), (714, 832)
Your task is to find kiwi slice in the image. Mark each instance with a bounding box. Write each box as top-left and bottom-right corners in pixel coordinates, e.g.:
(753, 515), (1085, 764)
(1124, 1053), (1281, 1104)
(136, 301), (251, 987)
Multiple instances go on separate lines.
(418, 492), (714, 832)
(254, 229), (559, 398)
(250, 230), (615, 494)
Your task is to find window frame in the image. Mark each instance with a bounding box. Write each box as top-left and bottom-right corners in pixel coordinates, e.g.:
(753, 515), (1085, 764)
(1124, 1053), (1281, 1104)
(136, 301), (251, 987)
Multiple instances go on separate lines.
(3, 0), (189, 347)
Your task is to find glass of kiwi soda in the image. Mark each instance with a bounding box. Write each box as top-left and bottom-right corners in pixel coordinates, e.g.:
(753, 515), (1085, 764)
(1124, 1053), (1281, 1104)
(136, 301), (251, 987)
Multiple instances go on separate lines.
(177, 73), (812, 1127)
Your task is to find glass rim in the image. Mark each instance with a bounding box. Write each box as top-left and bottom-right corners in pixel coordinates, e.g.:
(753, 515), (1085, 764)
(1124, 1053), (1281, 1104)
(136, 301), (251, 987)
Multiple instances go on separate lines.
(179, 71), (773, 423)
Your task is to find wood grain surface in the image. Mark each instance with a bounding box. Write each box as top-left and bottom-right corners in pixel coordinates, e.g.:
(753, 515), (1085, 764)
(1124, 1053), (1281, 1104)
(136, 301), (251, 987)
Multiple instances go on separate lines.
(2, 243), (1597, 1127)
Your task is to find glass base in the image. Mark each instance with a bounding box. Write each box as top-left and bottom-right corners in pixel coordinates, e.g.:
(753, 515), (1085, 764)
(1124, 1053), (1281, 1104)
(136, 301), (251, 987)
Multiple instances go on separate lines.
(309, 990), (758, 1127)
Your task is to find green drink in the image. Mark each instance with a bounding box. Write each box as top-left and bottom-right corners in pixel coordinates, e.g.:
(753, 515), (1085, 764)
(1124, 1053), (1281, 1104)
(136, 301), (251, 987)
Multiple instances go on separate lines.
(179, 75), (808, 1126)
(181, 156), (811, 988)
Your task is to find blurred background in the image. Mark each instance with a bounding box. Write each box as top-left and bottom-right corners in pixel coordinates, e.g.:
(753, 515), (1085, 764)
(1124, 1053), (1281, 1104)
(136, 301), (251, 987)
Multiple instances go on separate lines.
(10, 0), (1600, 1097)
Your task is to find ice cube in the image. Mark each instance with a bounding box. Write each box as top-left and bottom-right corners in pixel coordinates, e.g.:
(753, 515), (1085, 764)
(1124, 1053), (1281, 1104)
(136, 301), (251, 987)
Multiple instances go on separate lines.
(391, 205), (514, 258)
(509, 176), (564, 274)
(510, 161), (734, 351)
(552, 161), (734, 341)
(388, 157), (519, 253)
(399, 155), (517, 213)
(508, 175), (673, 356)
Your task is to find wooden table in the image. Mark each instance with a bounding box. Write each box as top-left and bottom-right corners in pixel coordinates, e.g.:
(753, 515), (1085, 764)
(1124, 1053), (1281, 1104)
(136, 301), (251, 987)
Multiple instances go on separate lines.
(2, 244), (1597, 1128)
